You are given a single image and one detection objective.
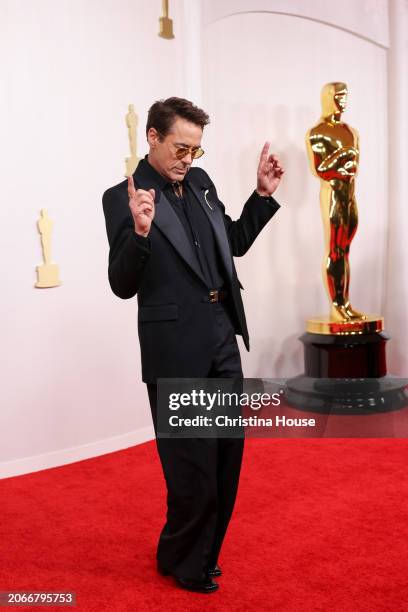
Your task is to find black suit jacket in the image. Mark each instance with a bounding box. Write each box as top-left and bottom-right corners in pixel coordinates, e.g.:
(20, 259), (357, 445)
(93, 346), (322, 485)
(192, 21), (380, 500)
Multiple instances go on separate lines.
(102, 161), (280, 383)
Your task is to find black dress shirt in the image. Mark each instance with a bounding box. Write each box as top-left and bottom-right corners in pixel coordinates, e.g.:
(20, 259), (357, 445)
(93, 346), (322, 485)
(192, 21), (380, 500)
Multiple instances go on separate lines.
(141, 157), (225, 289)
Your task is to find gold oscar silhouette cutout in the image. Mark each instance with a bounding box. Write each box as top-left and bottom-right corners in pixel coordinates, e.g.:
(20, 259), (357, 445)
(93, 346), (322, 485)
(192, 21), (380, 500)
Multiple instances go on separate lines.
(125, 104), (141, 177)
(35, 209), (61, 288)
(305, 82), (383, 334)
(159, 0), (174, 39)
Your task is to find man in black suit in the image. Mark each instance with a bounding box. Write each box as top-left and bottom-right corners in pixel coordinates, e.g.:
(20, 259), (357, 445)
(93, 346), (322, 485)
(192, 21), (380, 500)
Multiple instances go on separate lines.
(103, 97), (284, 593)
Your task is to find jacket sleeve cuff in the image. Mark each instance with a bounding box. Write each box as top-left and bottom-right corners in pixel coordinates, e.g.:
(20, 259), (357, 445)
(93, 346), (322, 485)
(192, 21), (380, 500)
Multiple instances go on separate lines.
(132, 231), (152, 252)
(251, 190), (281, 213)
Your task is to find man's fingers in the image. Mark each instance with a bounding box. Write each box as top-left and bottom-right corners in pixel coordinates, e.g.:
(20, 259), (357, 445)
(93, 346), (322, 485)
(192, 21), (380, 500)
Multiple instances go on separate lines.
(264, 153), (284, 175)
(127, 179), (154, 204)
(133, 203), (154, 216)
(267, 154), (283, 167)
(259, 141), (270, 163)
(129, 188), (155, 205)
(135, 194), (155, 209)
(131, 198), (154, 211)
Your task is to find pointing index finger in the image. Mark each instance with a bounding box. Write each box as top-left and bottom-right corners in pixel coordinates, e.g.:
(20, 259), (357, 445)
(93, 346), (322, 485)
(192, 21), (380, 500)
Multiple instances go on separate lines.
(260, 141), (270, 163)
(127, 175), (136, 197)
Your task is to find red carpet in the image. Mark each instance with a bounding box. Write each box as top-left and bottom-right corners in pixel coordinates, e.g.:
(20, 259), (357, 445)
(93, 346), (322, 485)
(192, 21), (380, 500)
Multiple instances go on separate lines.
(1, 438), (408, 611)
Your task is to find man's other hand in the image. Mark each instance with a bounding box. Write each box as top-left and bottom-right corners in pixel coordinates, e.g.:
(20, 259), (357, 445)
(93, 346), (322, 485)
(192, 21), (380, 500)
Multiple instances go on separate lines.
(256, 142), (285, 196)
(128, 176), (155, 237)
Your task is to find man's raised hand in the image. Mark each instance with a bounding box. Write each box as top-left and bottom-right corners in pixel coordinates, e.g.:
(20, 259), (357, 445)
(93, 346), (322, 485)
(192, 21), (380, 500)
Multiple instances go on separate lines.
(128, 176), (155, 238)
(256, 142), (285, 197)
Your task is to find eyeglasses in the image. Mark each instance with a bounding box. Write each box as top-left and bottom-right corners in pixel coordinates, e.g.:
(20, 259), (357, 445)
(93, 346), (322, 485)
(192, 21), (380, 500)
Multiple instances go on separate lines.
(155, 130), (205, 160)
(173, 144), (205, 160)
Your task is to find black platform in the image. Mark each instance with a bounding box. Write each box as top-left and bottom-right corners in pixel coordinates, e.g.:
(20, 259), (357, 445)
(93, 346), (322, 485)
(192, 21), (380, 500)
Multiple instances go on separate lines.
(301, 331), (388, 378)
(286, 331), (408, 414)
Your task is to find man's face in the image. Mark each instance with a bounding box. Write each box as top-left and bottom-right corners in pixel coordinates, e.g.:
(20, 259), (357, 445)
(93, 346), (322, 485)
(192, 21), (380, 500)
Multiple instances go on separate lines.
(147, 117), (203, 182)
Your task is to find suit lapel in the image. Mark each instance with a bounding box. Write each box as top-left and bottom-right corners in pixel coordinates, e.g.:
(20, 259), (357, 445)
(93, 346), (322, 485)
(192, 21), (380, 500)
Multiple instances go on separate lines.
(188, 180), (234, 282)
(133, 162), (207, 286)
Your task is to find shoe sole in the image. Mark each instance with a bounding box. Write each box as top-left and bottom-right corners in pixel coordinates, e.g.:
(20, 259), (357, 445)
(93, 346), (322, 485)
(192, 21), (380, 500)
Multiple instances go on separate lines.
(158, 565), (220, 591)
(177, 581), (219, 594)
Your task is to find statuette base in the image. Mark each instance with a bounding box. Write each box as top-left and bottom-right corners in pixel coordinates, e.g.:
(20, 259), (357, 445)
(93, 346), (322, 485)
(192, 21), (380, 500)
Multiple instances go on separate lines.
(306, 314), (384, 335)
(159, 16), (174, 39)
(35, 264), (61, 288)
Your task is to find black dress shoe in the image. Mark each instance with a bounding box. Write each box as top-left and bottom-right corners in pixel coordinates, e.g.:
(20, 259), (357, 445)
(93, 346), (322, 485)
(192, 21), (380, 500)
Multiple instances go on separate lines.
(176, 577), (219, 593)
(207, 564), (222, 577)
(157, 564), (219, 593)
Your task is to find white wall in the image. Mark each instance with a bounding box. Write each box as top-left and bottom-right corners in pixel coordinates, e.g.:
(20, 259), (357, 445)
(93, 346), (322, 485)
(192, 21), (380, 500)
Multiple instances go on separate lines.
(0, 0), (187, 476)
(202, 0), (389, 46)
(1, 0), (406, 478)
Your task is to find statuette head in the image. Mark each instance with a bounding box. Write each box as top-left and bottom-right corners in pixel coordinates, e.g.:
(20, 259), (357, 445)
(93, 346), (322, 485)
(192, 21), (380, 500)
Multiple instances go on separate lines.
(321, 82), (348, 117)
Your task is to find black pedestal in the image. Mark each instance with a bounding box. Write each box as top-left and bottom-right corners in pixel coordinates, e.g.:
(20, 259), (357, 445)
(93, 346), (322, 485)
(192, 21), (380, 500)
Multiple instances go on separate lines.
(286, 331), (408, 414)
(301, 332), (388, 378)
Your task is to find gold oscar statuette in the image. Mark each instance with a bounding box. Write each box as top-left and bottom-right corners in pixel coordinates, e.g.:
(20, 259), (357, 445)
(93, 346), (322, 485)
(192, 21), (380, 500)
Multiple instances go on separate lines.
(285, 84), (401, 413)
(159, 0), (174, 39)
(125, 104), (140, 177)
(35, 209), (61, 288)
(305, 82), (383, 335)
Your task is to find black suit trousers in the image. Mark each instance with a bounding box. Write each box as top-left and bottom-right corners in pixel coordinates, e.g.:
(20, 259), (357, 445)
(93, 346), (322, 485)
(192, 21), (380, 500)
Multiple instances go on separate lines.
(147, 302), (244, 581)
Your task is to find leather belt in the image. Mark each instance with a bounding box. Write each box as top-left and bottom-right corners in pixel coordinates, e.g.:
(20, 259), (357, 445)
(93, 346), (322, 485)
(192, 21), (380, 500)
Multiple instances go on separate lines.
(207, 289), (228, 303)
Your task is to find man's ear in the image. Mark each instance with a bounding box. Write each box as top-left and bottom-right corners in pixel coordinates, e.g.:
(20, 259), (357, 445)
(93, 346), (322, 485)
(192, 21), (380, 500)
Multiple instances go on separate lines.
(147, 127), (160, 148)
